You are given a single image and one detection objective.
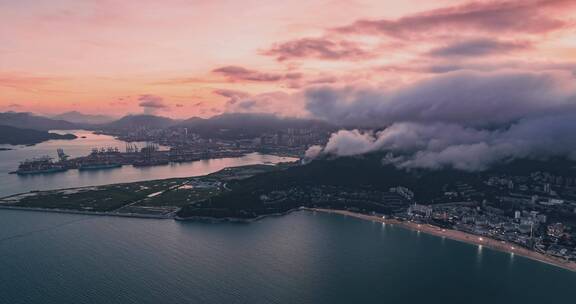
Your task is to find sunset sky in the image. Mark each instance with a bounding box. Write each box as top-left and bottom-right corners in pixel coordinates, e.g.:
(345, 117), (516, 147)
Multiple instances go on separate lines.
(1, 0), (575, 118)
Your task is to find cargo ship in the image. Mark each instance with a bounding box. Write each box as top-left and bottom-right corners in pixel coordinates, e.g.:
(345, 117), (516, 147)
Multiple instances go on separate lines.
(11, 156), (68, 175)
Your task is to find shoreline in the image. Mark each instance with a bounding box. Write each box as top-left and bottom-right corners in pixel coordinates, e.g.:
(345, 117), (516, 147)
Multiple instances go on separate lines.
(307, 208), (576, 273)
(175, 207), (302, 223)
(3, 202), (575, 272)
(0, 205), (173, 220)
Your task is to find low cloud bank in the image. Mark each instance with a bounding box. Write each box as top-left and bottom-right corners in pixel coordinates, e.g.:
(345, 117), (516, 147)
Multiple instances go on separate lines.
(304, 70), (576, 170)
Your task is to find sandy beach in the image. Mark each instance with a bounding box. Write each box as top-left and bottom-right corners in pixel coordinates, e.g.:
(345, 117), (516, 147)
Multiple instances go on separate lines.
(307, 208), (576, 272)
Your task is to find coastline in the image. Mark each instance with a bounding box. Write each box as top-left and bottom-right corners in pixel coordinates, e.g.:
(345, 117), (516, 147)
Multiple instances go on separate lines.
(0, 205), (173, 220)
(3, 200), (575, 272)
(307, 208), (576, 273)
(175, 207), (302, 223)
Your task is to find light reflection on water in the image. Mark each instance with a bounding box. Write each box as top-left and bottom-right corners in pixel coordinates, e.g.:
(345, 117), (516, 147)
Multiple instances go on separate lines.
(0, 130), (297, 197)
(477, 244), (483, 265)
(0, 210), (574, 304)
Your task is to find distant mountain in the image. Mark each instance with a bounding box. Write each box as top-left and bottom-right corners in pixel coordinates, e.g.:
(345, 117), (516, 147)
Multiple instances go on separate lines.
(0, 112), (78, 131)
(52, 111), (116, 124)
(96, 113), (333, 139)
(181, 112), (331, 129)
(0, 125), (77, 145)
(177, 113), (333, 139)
(102, 114), (177, 130)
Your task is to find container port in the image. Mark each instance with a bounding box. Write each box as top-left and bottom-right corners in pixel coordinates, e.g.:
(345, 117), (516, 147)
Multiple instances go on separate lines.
(10, 144), (254, 175)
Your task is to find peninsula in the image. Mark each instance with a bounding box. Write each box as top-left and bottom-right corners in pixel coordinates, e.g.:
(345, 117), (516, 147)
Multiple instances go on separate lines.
(0, 125), (77, 145)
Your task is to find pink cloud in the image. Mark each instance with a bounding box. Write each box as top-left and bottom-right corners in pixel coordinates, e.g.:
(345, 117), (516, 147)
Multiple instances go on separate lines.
(334, 0), (574, 38)
(212, 66), (302, 82)
(263, 37), (375, 61)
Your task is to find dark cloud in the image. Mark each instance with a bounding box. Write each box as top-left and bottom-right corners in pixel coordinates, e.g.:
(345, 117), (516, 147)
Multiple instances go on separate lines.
(333, 0), (573, 38)
(428, 38), (531, 57)
(175, 103), (184, 108)
(138, 94), (167, 114)
(263, 37), (374, 61)
(7, 103), (22, 108)
(212, 66), (302, 82)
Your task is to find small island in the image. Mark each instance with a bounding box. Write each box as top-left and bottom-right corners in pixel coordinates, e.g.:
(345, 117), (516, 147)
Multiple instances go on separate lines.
(0, 125), (77, 145)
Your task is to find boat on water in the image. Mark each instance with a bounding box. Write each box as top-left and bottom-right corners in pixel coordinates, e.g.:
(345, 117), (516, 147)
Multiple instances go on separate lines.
(11, 156), (68, 175)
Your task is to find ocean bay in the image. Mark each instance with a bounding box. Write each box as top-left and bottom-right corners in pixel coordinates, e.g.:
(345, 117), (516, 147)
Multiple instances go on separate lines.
(0, 210), (574, 304)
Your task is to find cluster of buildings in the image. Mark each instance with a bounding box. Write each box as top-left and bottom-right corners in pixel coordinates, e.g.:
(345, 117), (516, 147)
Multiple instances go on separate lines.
(396, 170), (576, 262)
(108, 126), (330, 159)
(257, 129), (327, 148)
(487, 171), (576, 202)
(404, 200), (576, 261)
(257, 170), (576, 263)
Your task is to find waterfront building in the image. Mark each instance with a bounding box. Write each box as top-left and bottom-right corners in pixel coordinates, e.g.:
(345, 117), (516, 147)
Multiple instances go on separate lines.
(408, 203), (432, 218)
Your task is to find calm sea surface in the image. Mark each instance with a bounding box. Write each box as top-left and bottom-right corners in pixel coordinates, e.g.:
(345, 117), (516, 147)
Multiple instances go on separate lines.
(0, 130), (295, 197)
(0, 210), (574, 304)
(0, 131), (574, 303)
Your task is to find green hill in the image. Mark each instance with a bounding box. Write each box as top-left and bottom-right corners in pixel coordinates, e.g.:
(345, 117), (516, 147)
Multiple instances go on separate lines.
(177, 153), (576, 219)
